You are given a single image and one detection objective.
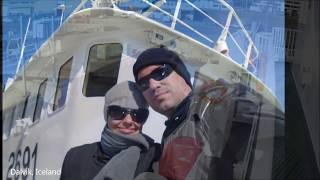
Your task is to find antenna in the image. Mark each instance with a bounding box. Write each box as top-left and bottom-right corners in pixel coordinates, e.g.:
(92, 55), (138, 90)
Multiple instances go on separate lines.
(15, 17), (31, 97)
(16, 18), (31, 75)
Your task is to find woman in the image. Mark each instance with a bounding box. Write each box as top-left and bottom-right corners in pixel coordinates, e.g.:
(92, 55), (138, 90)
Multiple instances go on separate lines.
(60, 81), (161, 180)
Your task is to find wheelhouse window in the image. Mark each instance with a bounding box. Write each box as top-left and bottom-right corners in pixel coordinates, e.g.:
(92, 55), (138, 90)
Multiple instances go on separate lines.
(3, 107), (15, 138)
(21, 95), (29, 118)
(53, 58), (73, 111)
(83, 43), (122, 97)
(34, 79), (48, 122)
(13, 101), (25, 121)
(24, 95), (37, 120)
(4, 96), (30, 137)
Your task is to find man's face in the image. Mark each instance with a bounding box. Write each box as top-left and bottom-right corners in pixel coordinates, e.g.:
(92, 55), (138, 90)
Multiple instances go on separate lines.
(137, 65), (191, 117)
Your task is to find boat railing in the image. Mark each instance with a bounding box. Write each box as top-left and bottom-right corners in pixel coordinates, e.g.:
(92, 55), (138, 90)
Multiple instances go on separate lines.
(73, 0), (259, 71)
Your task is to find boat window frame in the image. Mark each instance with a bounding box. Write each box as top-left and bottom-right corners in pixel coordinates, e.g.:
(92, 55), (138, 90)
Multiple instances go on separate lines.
(2, 106), (15, 140)
(21, 94), (30, 118)
(82, 43), (123, 97)
(52, 57), (73, 112)
(33, 79), (48, 123)
(5, 95), (35, 138)
(23, 94), (37, 122)
(12, 100), (25, 122)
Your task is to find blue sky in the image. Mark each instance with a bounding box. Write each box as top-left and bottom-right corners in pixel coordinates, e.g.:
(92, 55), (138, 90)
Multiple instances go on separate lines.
(2, 0), (284, 107)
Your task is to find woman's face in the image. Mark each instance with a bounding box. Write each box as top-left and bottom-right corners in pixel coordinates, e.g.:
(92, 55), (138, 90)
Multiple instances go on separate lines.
(108, 114), (142, 135)
(107, 105), (149, 135)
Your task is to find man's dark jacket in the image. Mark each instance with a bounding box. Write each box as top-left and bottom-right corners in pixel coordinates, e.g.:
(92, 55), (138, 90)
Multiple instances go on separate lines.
(162, 95), (191, 141)
(60, 140), (161, 180)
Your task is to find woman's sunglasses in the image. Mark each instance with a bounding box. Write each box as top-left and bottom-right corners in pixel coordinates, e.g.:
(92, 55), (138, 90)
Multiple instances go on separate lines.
(107, 105), (149, 124)
(137, 64), (173, 91)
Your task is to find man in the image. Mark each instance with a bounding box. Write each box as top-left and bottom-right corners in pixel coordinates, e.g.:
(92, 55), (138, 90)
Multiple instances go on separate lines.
(134, 47), (212, 180)
(134, 47), (242, 180)
(133, 47), (283, 180)
(133, 47), (193, 141)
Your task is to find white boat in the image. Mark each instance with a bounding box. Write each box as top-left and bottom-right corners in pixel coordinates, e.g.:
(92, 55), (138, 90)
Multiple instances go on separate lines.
(2, 0), (283, 179)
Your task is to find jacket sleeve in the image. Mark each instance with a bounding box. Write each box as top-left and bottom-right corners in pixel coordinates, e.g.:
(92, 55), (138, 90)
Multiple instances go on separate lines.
(59, 149), (73, 180)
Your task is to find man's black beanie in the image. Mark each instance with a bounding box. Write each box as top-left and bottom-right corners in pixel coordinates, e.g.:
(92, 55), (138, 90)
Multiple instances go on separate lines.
(133, 47), (193, 88)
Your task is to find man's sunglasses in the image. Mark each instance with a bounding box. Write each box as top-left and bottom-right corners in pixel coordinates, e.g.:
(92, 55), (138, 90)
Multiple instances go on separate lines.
(137, 64), (173, 91)
(107, 105), (149, 124)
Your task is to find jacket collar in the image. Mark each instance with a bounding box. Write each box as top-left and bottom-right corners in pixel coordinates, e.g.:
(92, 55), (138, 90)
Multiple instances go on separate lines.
(163, 92), (192, 139)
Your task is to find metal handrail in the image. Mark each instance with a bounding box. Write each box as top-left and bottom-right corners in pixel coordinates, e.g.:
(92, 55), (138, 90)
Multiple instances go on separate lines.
(72, 0), (259, 71)
(142, 0), (214, 43)
(184, 1), (250, 62)
(141, 0), (259, 70)
(217, 0), (259, 67)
